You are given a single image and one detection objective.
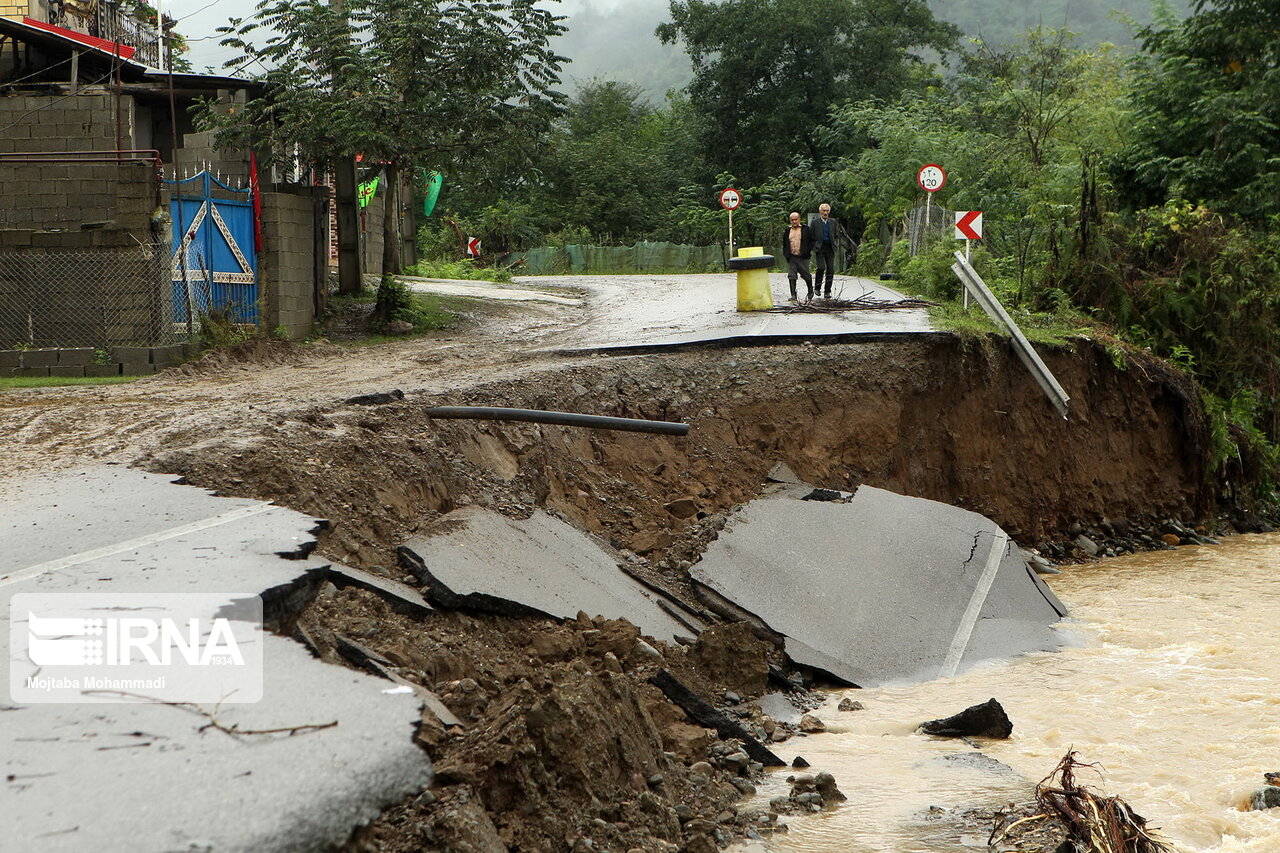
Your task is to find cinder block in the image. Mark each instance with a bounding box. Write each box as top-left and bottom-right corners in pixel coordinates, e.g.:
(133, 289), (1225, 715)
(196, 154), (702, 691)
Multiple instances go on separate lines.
(148, 344), (185, 365)
(11, 366), (50, 377)
(49, 365), (85, 377)
(111, 345), (150, 363)
(0, 351), (20, 369)
(19, 349), (58, 367)
(56, 348), (95, 365)
(84, 364), (122, 377)
(120, 362), (156, 376)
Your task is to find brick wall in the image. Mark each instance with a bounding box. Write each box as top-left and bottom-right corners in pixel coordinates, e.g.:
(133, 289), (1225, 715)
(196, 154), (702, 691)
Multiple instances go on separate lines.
(0, 2), (34, 21)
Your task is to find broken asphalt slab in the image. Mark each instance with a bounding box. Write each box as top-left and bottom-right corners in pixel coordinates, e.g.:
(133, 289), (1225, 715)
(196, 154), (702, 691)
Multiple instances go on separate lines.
(690, 484), (1067, 687)
(1, 466), (433, 852)
(399, 507), (699, 643)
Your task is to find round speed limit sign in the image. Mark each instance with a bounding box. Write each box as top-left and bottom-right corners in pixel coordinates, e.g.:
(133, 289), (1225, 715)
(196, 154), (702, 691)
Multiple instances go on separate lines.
(917, 164), (947, 193)
(719, 187), (742, 210)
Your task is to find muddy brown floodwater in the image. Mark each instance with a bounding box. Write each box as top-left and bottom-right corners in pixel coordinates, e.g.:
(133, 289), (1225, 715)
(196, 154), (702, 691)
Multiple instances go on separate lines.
(754, 534), (1280, 853)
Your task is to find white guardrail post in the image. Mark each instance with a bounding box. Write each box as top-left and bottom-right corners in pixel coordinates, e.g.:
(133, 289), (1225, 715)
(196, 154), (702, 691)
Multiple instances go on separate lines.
(951, 252), (1071, 420)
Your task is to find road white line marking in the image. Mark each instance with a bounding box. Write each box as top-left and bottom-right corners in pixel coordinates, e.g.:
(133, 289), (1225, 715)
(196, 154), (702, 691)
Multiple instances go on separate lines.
(0, 504), (279, 588)
(939, 531), (1008, 678)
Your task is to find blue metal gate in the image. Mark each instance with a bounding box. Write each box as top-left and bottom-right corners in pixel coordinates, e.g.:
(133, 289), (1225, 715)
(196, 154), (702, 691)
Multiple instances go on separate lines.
(165, 171), (258, 325)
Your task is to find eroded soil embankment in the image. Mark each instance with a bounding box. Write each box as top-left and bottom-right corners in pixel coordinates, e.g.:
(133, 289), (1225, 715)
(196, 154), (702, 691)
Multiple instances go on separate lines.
(148, 336), (1210, 575)
(140, 336), (1209, 853)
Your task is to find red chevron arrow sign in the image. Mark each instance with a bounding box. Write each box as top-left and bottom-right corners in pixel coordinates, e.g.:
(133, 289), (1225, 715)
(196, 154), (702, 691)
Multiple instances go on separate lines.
(954, 210), (983, 240)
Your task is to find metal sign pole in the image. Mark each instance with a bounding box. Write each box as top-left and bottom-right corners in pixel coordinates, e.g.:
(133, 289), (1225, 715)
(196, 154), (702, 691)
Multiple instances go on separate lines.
(925, 192), (931, 247)
(963, 238), (971, 309)
(728, 208), (734, 257)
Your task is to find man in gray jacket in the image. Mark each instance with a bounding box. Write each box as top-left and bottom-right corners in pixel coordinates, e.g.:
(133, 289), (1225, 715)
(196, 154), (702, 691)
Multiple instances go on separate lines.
(810, 202), (851, 299)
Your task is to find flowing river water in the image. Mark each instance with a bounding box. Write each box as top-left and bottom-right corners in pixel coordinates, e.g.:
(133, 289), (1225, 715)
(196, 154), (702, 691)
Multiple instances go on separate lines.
(754, 533), (1280, 852)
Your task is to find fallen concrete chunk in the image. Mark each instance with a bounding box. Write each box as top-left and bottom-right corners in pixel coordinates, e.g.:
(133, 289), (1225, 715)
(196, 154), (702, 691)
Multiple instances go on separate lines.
(919, 698), (1013, 739)
(648, 669), (784, 767)
(0, 467), (433, 852)
(326, 562), (433, 617)
(690, 484), (1067, 686)
(399, 507), (693, 643)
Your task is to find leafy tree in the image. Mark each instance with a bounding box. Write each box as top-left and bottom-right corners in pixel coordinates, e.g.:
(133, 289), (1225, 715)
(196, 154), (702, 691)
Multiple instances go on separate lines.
(1117, 0), (1280, 220)
(656, 0), (959, 184)
(533, 81), (666, 239)
(211, 0), (567, 277)
(922, 0), (1191, 48)
(526, 81), (711, 241)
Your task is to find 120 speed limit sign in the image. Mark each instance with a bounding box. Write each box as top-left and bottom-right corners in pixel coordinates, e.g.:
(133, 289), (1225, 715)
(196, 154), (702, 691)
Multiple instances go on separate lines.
(917, 164), (946, 193)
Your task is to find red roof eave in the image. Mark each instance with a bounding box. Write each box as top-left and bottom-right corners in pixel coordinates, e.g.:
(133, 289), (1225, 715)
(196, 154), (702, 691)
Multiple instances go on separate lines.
(21, 16), (137, 60)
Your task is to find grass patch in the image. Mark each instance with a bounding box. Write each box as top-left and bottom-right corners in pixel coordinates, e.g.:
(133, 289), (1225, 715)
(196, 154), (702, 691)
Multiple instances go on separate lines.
(0, 375), (140, 390)
(927, 299), (1088, 347)
(404, 259), (514, 283)
(325, 284), (470, 346)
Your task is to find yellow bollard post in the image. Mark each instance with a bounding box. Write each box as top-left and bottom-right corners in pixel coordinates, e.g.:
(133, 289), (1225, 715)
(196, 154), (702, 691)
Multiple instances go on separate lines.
(727, 246), (774, 311)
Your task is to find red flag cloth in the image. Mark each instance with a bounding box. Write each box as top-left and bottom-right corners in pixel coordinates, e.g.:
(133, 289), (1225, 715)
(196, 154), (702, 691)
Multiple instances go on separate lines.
(249, 151), (264, 253)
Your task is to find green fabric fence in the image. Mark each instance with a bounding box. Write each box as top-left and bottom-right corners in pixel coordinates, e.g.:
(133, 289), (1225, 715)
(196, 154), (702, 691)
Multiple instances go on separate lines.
(503, 241), (752, 275)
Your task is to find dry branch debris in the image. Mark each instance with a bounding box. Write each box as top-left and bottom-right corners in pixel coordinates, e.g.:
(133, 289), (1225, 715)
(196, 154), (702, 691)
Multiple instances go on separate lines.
(991, 750), (1173, 853)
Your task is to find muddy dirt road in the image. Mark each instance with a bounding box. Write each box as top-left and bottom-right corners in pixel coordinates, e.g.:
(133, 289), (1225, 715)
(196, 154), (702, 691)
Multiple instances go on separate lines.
(0, 298), (582, 486)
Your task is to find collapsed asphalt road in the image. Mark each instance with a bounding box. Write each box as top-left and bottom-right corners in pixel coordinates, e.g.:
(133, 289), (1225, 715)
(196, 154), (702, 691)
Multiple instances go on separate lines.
(0, 467), (432, 852)
(0, 284), (1217, 851)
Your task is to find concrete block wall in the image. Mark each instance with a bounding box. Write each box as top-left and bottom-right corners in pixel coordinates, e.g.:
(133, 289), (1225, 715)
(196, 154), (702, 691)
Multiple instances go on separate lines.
(0, 238), (171, 348)
(261, 190), (322, 339)
(358, 186), (417, 278)
(0, 160), (157, 234)
(164, 130), (250, 185)
(0, 92), (135, 155)
(1, 343), (196, 377)
(361, 193), (386, 277)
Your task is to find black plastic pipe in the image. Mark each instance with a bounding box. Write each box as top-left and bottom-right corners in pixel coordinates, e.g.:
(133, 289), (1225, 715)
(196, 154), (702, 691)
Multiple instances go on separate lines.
(425, 406), (689, 436)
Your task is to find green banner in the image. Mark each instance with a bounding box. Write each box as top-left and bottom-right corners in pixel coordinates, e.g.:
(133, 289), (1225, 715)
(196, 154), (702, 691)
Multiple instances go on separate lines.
(421, 170), (442, 216)
(357, 176), (379, 209)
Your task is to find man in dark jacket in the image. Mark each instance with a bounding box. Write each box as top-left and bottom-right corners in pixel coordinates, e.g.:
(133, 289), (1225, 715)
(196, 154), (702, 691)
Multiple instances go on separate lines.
(809, 202), (851, 299)
(782, 211), (814, 303)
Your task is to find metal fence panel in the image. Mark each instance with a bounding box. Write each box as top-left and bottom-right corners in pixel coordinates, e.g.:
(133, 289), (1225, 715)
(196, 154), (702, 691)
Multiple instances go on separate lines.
(0, 243), (184, 350)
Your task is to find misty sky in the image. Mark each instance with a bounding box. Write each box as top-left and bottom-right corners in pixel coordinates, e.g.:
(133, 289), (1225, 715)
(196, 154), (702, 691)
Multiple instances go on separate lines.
(180, 0), (624, 73)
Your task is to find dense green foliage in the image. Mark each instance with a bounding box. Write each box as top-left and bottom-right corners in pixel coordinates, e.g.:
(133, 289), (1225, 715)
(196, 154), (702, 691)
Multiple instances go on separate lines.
(1117, 0), (1280, 220)
(209, 0), (565, 274)
(656, 0), (959, 183)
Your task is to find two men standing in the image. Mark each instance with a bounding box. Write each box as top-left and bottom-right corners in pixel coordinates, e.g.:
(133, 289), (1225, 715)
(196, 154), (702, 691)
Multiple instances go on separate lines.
(780, 203), (849, 303)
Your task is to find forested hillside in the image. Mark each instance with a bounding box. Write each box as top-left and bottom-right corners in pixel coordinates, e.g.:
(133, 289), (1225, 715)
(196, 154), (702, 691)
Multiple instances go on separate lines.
(551, 0), (1191, 100)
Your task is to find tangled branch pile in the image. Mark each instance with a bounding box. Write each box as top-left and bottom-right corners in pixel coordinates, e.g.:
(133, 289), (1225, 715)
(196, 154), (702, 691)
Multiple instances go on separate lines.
(763, 294), (937, 313)
(993, 751), (1173, 853)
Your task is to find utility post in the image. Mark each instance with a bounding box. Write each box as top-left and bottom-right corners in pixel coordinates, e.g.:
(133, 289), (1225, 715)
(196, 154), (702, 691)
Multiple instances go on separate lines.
(329, 0), (362, 294)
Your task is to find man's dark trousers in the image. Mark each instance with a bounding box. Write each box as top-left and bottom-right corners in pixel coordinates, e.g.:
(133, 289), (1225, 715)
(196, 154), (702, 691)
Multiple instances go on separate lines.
(814, 243), (835, 296)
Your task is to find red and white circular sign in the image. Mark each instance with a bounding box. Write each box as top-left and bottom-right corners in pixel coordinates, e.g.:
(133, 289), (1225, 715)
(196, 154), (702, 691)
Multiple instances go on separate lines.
(917, 164), (947, 193)
(719, 188), (741, 210)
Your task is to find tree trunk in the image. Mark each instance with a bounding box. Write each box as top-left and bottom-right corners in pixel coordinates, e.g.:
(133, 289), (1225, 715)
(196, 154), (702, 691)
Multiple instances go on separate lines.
(382, 162), (402, 276)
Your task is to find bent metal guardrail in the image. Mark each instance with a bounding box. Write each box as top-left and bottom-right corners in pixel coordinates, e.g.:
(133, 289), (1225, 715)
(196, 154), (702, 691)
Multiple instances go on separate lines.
(951, 252), (1071, 419)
